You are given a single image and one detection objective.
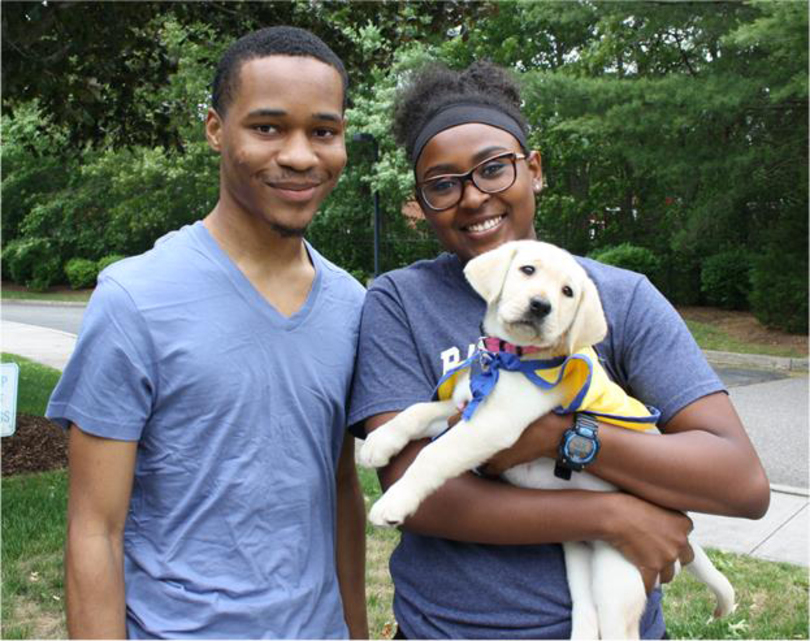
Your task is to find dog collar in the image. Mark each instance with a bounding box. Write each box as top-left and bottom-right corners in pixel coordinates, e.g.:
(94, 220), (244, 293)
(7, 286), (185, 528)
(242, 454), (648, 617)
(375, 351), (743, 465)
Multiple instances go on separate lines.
(480, 336), (543, 357)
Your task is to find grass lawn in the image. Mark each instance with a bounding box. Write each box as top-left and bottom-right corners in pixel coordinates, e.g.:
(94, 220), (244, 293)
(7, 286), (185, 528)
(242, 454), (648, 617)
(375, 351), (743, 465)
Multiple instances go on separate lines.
(1, 470), (68, 639)
(1, 353), (63, 416)
(684, 319), (806, 360)
(2, 465), (807, 639)
(1, 287), (92, 304)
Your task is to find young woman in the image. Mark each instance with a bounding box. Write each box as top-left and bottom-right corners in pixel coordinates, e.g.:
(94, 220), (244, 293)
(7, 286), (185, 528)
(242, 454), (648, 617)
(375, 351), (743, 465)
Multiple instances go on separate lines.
(347, 60), (769, 640)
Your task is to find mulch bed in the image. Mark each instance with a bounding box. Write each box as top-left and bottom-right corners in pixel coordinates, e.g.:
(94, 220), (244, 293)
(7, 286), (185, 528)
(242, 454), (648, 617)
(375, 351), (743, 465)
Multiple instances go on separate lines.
(1, 414), (67, 476)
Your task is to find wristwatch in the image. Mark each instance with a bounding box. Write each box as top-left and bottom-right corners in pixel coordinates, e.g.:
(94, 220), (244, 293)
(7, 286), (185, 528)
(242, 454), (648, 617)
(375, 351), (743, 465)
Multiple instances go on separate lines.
(554, 413), (600, 480)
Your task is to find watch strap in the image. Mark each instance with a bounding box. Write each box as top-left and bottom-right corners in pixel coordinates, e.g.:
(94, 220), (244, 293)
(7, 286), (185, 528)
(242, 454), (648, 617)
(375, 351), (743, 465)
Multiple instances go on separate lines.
(554, 413), (600, 480)
(553, 460), (573, 480)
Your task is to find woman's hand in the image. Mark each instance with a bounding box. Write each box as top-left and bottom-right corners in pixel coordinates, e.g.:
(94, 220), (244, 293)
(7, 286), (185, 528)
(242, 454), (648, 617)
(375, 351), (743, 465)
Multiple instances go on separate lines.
(479, 411), (571, 477)
(603, 492), (695, 594)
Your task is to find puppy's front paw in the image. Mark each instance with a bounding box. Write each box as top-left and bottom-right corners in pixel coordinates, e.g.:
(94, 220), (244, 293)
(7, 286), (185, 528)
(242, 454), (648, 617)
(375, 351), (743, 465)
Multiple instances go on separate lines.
(359, 429), (408, 468)
(368, 483), (421, 528)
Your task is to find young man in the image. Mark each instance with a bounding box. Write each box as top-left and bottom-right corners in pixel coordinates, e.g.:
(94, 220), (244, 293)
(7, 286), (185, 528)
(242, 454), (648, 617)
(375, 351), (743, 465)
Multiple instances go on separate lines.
(47, 27), (368, 639)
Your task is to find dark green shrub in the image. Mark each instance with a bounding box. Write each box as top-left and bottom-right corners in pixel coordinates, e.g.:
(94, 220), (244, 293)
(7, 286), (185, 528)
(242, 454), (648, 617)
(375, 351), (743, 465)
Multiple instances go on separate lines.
(658, 252), (702, 306)
(589, 243), (662, 283)
(750, 263), (808, 334)
(749, 251), (808, 334)
(64, 258), (99, 290)
(747, 198), (808, 333)
(97, 254), (127, 273)
(700, 249), (752, 310)
(2, 237), (62, 291)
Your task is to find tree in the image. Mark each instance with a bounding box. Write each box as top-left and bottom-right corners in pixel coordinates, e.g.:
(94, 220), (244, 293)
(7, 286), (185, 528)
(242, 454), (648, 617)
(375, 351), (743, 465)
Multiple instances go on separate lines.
(1, 0), (489, 150)
(2, 1), (806, 330)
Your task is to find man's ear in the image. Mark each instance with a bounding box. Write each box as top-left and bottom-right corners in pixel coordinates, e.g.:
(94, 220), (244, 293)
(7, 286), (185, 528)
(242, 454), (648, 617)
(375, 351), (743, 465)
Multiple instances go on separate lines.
(463, 242), (520, 304)
(566, 275), (608, 354)
(205, 108), (223, 153)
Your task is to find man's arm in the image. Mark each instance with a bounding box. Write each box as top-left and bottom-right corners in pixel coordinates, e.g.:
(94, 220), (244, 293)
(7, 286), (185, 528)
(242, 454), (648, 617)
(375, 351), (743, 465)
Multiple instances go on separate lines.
(65, 424), (137, 639)
(335, 432), (369, 639)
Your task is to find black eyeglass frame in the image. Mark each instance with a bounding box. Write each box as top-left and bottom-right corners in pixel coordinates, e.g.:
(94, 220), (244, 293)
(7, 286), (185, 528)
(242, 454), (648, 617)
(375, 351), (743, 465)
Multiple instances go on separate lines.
(416, 151), (528, 212)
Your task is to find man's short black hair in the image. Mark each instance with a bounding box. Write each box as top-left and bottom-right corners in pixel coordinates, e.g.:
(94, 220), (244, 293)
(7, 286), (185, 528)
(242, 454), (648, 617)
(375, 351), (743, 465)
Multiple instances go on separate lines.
(212, 26), (348, 116)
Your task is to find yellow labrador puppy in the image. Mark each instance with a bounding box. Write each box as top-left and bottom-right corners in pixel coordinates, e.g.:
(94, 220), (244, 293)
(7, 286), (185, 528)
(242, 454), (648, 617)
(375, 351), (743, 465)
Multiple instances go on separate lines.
(360, 240), (734, 640)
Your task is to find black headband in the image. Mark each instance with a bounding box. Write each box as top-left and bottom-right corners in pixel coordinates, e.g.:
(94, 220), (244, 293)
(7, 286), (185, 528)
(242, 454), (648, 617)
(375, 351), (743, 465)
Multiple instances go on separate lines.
(411, 103), (528, 166)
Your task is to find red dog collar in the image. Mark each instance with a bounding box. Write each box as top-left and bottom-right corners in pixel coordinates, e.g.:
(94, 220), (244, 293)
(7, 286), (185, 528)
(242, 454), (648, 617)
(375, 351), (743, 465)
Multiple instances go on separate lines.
(480, 336), (543, 357)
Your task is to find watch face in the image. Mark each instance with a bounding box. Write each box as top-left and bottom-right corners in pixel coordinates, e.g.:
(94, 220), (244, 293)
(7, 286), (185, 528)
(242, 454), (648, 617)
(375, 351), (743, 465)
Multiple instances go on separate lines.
(567, 435), (595, 462)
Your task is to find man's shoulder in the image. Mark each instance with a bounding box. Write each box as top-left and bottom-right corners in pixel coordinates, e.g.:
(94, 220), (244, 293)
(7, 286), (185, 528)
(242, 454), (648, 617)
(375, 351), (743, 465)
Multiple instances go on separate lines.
(98, 225), (204, 300)
(308, 244), (366, 304)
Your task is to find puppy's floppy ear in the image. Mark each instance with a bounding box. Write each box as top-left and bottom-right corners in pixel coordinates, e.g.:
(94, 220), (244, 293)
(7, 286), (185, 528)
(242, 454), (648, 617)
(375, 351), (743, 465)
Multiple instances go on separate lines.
(566, 274), (608, 354)
(464, 242), (520, 304)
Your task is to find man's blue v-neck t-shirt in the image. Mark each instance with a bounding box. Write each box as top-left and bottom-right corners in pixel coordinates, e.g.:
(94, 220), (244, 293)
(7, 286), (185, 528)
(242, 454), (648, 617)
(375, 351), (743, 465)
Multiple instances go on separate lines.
(47, 221), (365, 638)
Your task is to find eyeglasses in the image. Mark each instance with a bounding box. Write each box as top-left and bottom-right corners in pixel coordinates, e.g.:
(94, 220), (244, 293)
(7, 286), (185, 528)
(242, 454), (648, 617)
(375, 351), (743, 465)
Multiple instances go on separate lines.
(417, 152), (527, 212)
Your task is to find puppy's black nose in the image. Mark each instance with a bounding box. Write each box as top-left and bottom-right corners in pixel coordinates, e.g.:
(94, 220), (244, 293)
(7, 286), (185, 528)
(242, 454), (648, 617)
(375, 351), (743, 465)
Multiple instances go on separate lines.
(529, 297), (552, 319)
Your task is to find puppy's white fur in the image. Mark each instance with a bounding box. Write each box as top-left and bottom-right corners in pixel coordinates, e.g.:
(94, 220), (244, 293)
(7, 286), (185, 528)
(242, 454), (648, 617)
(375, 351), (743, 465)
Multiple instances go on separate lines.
(360, 240), (734, 639)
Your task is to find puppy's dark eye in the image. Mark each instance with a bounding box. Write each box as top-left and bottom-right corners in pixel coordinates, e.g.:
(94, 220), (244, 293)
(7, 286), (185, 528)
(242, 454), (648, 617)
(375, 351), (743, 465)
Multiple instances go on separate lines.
(519, 265), (535, 276)
(562, 285), (574, 298)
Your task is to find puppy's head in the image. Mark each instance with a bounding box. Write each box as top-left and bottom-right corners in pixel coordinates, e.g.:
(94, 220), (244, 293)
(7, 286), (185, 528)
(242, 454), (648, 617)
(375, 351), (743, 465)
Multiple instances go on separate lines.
(464, 240), (607, 355)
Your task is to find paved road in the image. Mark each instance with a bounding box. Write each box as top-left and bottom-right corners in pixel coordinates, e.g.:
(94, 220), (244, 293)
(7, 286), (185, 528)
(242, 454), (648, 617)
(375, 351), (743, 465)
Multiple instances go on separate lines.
(3, 301), (808, 489)
(2, 301), (86, 335)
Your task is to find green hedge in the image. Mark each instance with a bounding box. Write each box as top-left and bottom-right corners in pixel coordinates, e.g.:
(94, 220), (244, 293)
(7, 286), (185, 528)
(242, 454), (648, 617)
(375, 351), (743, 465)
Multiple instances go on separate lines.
(589, 243), (662, 283)
(64, 258), (99, 290)
(97, 254), (127, 273)
(2, 237), (62, 291)
(700, 249), (752, 310)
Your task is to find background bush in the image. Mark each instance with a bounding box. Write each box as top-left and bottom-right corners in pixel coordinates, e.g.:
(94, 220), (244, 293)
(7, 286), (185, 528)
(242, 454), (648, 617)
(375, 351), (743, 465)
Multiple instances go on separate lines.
(97, 254), (127, 273)
(700, 249), (752, 310)
(2, 238), (62, 291)
(64, 258), (99, 290)
(748, 213), (809, 333)
(589, 243), (662, 283)
(750, 263), (808, 334)
(1, 3), (806, 332)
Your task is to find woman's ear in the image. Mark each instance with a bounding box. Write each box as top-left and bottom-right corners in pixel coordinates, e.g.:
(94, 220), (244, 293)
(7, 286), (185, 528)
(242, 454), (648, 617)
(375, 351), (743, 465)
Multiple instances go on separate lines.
(205, 108), (223, 153)
(527, 150), (544, 193)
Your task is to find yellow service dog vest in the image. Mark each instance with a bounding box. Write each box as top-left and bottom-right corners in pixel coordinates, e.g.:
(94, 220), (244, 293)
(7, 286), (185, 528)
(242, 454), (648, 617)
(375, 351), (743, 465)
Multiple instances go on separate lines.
(434, 345), (659, 429)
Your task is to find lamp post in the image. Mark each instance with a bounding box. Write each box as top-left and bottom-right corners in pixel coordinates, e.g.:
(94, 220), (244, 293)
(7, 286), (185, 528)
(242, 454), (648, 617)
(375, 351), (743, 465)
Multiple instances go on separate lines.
(352, 132), (381, 278)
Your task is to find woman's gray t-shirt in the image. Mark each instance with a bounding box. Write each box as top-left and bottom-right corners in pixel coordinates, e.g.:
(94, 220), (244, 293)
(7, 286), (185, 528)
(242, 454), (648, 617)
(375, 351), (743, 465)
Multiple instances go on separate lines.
(348, 251), (724, 639)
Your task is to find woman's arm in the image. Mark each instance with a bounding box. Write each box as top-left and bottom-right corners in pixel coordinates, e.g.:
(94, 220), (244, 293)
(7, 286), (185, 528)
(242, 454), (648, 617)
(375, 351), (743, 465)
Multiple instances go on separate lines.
(482, 393), (770, 519)
(592, 392), (769, 517)
(366, 411), (694, 590)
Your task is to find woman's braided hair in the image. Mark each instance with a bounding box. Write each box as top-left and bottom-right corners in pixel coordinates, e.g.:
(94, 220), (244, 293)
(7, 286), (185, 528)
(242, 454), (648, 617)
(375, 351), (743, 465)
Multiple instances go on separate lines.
(392, 60), (528, 162)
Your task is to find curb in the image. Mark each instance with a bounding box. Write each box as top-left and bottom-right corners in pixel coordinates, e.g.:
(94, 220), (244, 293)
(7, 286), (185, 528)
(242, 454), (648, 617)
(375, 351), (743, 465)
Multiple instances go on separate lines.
(2, 298), (89, 308)
(770, 483), (810, 498)
(703, 349), (809, 374)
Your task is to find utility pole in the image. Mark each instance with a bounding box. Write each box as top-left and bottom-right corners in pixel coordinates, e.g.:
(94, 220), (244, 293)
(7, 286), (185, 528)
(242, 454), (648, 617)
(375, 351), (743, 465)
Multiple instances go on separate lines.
(352, 133), (381, 278)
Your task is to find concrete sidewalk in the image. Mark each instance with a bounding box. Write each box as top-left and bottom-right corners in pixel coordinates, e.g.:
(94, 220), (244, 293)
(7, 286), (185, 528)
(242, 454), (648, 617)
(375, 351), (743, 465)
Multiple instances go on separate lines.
(2, 318), (807, 567)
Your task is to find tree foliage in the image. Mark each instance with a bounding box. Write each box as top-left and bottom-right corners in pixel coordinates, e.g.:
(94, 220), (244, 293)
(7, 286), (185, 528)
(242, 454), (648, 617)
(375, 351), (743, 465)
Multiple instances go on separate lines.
(1, 1), (806, 331)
